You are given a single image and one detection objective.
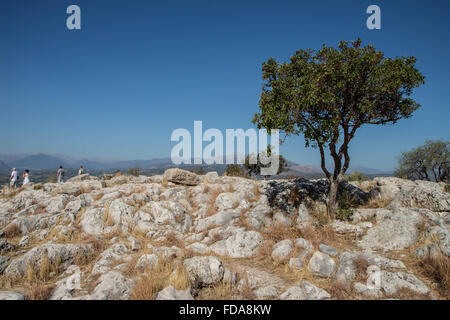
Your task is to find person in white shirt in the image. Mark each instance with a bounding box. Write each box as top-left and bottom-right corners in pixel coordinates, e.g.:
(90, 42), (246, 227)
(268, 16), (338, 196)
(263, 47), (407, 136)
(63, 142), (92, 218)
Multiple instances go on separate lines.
(57, 166), (65, 183)
(23, 169), (30, 185)
(78, 165), (84, 176)
(9, 168), (18, 189)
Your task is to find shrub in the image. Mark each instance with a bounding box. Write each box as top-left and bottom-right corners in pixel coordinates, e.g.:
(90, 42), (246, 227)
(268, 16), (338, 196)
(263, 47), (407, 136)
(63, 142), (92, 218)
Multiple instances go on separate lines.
(395, 139), (449, 182)
(128, 166), (141, 177)
(336, 189), (354, 221)
(344, 171), (369, 182)
(224, 164), (246, 177)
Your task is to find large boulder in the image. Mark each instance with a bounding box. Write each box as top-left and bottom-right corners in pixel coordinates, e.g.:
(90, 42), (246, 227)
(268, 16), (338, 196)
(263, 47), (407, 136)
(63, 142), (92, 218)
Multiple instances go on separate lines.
(0, 256), (10, 273)
(0, 291), (25, 300)
(279, 281), (331, 300)
(183, 256), (224, 288)
(271, 240), (293, 260)
(163, 168), (200, 186)
(88, 271), (135, 300)
(358, 208), (422, 251)
(265, 178), (369, 215)
(4, 242), (91, 277)
(155, 286), (194, 300)
(308, 251), (336, 278)
(371, 177), (450, 212)
(209, 229), (263, 258)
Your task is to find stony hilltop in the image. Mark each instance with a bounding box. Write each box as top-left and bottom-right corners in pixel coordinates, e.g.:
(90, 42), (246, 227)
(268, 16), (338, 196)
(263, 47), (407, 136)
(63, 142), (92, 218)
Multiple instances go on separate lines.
(0, 168), (448, 300)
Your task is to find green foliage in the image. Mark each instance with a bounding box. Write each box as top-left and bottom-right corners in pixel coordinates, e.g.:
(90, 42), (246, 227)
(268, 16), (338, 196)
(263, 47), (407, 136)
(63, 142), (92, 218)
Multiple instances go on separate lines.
(344, 171), (369, 182)
(128, 166), (141, 177)
(189, 166), (207, 175)
(336, 189), (354, 221)
(224, 164), (246, 177)
(252, 38), (424, 217)
(243, 145), (289, 178)
(252, 39), (424, 179)
(395, 140), (449, 182)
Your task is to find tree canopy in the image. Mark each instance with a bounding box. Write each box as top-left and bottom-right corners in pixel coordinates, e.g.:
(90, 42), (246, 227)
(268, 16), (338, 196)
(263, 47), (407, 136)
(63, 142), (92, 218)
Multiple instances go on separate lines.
(395, 140), (449, 182)
(252, 39), (425, 218)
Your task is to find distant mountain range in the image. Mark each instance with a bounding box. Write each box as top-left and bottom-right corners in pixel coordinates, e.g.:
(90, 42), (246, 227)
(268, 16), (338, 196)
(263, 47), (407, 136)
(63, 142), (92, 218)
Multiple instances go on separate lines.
(0, 153), (392, 175)
(0, 160), (10, 171)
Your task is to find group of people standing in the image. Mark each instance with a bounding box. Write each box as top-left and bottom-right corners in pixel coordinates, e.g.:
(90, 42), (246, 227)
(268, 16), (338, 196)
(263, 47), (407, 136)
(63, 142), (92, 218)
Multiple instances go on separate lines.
(8, 165), (85, 189)
(9, 168), (30, 188)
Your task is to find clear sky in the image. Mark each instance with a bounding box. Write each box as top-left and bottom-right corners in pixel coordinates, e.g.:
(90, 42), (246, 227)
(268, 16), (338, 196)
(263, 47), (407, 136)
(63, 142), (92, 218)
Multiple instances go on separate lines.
(0, 0), (449, 171)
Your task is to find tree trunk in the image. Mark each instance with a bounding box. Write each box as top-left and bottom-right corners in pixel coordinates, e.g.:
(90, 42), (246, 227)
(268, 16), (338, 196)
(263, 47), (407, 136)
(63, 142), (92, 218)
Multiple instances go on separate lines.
(328, 178), (339, 220)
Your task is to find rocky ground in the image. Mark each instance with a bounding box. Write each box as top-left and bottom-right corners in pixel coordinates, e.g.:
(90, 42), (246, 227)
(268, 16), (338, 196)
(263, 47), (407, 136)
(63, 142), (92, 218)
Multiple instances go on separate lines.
(0, 168), (448, 300)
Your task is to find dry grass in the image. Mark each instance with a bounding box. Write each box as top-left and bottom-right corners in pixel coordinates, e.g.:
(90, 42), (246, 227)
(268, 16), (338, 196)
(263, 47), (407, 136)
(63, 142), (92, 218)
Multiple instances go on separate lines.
(235, 216), (255, 231)
(3, 223), (22, 238)
(197, 281), (234, 300)
(205, 187), (222, 217)
(261, 225), (302, 243)
(360, 198), (392, 209)
(1, 187), (24, 200)
(161, 177), (168, 188)
(415, 251), (450, 297)
(130, 258), (190, 300)
(324, 281), (354, 300)
(388, 287), (433, 300)
(239, 276), (255, 300)
(25, 283), (55, 300)
(353, 257), (370, 282)
(162, 232), (184, 248)
(103, 201), (115, 227)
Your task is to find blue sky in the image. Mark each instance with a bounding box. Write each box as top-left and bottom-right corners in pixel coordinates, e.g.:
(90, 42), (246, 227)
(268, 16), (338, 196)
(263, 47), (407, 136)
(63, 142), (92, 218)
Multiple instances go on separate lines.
(0, 0), (449, 171)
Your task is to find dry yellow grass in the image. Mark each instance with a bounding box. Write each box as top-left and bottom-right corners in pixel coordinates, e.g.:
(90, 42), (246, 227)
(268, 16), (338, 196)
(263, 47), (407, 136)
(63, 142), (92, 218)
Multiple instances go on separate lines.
(360, 198), (392, 209)
(415, 251), (450, 297)
(131, 258), (190, 300)
(197, 281), (234, 300)
(3, 223), (22, 238)
(103, 201), (115, 227)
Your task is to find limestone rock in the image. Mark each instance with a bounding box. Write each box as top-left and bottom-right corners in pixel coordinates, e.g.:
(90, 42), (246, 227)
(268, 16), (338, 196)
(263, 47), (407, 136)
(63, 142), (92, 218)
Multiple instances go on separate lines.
(183, 256), (224, 288)
(308, 251), (336, 278)
(155, 286), (194, 300)
(163, 168), (200, 186)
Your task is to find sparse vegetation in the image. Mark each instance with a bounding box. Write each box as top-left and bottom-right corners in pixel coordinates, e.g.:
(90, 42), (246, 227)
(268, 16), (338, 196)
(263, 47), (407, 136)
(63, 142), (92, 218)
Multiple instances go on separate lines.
(128, 166), (141, 177)
(344, 171), (369, 182)
(395, 139), (449, 182)
(224, 164), (246, 177)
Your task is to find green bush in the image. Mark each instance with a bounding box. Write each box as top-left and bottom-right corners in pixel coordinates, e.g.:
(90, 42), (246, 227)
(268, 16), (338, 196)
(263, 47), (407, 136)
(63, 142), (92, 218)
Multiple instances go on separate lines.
(344, 171), (369, 182)
(189, 166), (206, 175)
(336, 189), (354, 221)
(128, 166), (141, 177)
(224, 164), (246, 177)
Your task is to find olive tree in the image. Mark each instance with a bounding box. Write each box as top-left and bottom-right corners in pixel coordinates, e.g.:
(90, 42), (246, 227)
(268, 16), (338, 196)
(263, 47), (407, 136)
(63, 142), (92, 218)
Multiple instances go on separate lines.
(395, 140), (449, 182)
(243, 146), (288, 179)
(253, 39), (425, 218)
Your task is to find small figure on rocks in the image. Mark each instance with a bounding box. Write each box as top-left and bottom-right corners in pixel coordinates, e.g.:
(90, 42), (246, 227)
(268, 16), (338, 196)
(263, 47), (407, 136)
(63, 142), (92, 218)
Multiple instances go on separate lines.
(22, 169), (30, 186)
(78, 165), (84, 176)
(57, 165), (65, 183)
(9, 168), (18, 189)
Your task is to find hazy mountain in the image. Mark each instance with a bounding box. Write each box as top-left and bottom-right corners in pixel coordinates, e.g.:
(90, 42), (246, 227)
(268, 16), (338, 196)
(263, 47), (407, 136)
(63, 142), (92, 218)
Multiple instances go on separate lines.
(0, 160), (10, 171)
(8, 154), (70, 170)
(0, 153), (391, 174)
